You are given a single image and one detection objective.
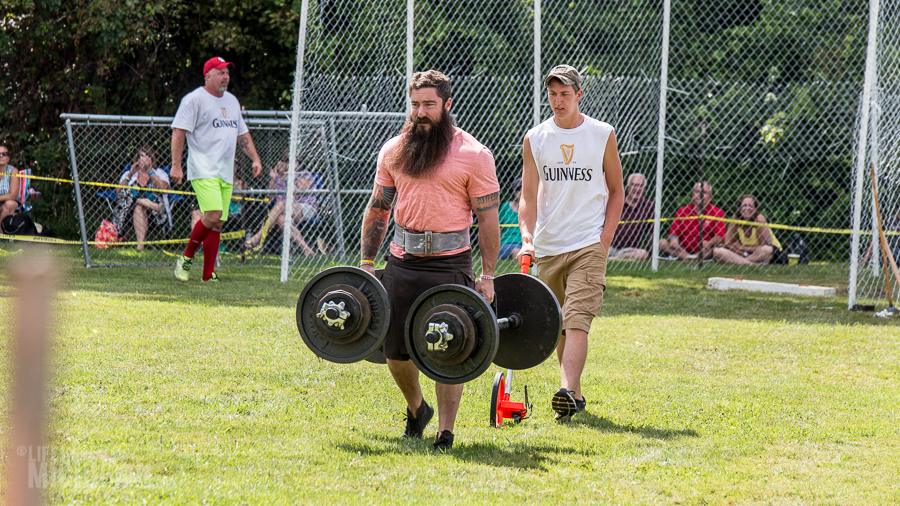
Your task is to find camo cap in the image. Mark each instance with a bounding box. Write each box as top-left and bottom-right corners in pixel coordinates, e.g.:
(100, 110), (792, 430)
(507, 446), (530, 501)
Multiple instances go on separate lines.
(543, 65), (583, 92)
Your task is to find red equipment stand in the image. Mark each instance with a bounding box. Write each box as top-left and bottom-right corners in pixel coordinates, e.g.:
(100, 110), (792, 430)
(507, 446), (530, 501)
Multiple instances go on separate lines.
(490, 370), (531, 427)
(489, 254), (534, 427)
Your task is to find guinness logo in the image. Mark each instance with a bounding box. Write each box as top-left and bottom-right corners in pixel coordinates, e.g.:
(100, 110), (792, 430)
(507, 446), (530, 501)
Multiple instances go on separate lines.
(221, 108), (227, 118)
(560, 144), (574, 164)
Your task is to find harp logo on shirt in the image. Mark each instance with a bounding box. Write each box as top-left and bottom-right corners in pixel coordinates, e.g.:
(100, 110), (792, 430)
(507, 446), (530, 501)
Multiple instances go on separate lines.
(221, 108), (228, 118)
(560, 144), (574, 164)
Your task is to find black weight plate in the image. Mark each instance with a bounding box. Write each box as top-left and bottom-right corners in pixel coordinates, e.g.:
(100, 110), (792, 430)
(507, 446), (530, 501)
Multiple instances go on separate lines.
(493, 273), (562, 370)
(405, 285), (499, 385)
(364, 269), (388, 365)
(297, 266), (390, 363)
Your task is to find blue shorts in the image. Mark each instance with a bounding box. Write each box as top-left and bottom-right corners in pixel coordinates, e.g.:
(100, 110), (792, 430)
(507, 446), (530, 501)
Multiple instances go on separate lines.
(498, 242), (522, 259)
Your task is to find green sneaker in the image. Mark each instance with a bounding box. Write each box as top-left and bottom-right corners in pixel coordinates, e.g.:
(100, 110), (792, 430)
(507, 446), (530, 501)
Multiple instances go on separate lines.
(202, 272), (219, 282)
(174, 255), (193, 282)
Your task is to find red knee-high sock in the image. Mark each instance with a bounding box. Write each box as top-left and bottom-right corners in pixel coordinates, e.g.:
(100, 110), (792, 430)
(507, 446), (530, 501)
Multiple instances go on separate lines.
(202, 230), (220, 280)
(185, 221), (212, 258)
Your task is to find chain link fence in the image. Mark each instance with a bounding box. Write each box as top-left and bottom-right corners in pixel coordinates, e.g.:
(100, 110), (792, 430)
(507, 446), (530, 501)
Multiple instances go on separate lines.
(62, 111), (403, 274)
(62, 0), (888, 296)
(849, 0), (900, 310)
(288, 0), (871, 281)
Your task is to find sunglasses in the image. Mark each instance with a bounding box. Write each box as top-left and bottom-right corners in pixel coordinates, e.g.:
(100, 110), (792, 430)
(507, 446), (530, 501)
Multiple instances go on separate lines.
(0, 152), (9, 157)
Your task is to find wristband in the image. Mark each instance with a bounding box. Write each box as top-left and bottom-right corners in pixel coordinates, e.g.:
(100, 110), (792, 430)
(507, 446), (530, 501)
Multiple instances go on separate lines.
(359, 259), (375, 267)
(479, 275), (495, 281)
(521, 232), (533, 241)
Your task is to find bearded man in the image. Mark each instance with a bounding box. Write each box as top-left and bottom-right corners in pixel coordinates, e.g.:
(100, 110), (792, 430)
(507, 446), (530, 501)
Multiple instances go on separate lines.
(358, 70), (500, 452)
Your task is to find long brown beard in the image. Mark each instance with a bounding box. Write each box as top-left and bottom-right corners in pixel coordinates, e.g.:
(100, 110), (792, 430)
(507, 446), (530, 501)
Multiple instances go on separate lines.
(390, 108), (455, 178)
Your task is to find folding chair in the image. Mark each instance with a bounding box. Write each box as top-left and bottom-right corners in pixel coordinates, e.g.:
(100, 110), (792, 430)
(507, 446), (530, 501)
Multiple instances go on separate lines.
(15, 168), (40, 213)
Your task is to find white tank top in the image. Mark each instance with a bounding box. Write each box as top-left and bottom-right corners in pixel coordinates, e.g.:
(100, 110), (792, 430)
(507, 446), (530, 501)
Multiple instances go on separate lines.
(527, 115), (613, 257)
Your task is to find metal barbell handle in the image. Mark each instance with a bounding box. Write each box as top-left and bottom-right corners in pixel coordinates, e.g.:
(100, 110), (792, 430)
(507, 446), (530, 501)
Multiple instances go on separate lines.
(496, 313), (522, 331)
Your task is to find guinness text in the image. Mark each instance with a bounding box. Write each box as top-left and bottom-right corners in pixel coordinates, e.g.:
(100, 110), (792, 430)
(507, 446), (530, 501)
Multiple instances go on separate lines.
(542, 165), (593, 181)
(212, 119), (240, 128)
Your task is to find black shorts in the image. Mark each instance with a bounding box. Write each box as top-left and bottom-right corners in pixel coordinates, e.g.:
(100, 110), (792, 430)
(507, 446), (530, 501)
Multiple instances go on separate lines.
(380, 250), (476, 361)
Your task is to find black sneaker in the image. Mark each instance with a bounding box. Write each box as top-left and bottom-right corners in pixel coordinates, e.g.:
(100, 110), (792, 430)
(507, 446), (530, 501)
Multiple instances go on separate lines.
(433, 430), (454, 452)
(575, 394), (587, 413)
(552, 388), (577, 420)
(402, 400), (434, 439)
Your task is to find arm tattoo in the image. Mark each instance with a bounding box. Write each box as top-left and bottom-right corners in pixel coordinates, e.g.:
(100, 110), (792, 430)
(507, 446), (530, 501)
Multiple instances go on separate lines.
(361, 214), (389, 259)
(382, 186), (396, 206)
(238, 137), (250, 153)
(476, 191), (499, 204)
(360, 185), (394, 259)
(473, 191), (500, 214)
(369, 185), (396, 211)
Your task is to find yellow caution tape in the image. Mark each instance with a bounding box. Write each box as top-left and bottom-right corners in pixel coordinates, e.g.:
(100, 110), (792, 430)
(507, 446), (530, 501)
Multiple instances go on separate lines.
(0, 234), (83, 245)
(17, 173), (269, 203)
(0, 230), (245, 247)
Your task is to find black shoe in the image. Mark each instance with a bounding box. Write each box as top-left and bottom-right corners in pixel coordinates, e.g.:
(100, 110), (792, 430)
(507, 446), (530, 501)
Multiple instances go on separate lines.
(433, 430), (454, 452)
(402, 400), (434, 439)
(575, 394), (587, 413)
(552, 388), (577, 420)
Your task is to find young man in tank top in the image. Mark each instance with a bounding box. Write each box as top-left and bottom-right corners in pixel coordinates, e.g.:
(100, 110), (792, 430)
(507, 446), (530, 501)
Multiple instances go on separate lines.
(517, 65), (624, 420)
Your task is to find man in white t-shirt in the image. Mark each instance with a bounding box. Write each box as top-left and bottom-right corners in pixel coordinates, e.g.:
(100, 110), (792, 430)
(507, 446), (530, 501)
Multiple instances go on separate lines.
(517, 65), (624, 420)
(170, 56), (262, 282)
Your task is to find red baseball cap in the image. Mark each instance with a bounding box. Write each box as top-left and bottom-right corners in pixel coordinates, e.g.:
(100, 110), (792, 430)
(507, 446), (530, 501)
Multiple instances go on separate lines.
(203, 57), (233, 75)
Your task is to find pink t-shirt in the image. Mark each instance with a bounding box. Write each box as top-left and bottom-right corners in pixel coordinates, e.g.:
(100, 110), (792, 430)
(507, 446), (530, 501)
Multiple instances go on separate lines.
(375, 128), (499, 257)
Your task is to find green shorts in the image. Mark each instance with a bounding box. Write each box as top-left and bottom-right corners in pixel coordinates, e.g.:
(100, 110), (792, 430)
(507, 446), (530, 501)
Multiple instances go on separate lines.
(191, 177), (233, 221)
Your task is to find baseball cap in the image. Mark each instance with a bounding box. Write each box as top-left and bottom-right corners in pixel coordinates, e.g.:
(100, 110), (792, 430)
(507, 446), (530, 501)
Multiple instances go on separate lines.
(203, 57), (233, 75)
(543, 65), (583, 91)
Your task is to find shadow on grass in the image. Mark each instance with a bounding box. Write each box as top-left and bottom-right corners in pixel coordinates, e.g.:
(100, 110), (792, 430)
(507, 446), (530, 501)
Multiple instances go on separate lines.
(335, 438), (598, 471)
(568, 412), (699, 439)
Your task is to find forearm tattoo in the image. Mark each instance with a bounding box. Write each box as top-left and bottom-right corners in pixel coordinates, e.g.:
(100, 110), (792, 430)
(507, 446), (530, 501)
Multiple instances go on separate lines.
(361, 213), (389, 259)
(360, 186), (395, 258)
(473, 191), (500, 213)
(238, 136), (250, 153)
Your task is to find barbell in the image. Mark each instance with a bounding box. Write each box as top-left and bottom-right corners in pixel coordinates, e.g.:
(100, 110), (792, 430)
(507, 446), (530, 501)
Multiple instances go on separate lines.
(296, 266), (562, 384)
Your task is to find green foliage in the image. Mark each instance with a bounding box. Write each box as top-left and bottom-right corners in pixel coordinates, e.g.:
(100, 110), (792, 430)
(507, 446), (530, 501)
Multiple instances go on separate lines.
(1, 0), (304, 237)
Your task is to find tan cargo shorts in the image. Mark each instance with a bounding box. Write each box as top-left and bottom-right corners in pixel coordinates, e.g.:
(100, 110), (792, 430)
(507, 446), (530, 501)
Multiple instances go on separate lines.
(535, 241), (608, 334)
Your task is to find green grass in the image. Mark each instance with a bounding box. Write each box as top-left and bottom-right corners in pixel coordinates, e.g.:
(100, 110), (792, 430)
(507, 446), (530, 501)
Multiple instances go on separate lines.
(1, 245), (899, 504)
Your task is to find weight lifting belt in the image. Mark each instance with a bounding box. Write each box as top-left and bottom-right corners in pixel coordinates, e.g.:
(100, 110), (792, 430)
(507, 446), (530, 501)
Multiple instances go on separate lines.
(392, 226), (470, 255)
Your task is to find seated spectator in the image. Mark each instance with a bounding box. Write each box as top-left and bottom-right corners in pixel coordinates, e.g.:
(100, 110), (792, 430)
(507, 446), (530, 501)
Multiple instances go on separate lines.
(0, 144), (20, 223)
(713, 195), (781, 265)
(659, 180), (725, 260)
(498, 179), (522, 259)
(242, 151), (317, 256)
(112, 146), (171, 250)
(609, 173), (654, 260)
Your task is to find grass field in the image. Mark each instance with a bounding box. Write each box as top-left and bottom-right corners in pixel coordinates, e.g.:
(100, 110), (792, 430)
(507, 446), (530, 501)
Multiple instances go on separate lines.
(1, 245), (899, 504)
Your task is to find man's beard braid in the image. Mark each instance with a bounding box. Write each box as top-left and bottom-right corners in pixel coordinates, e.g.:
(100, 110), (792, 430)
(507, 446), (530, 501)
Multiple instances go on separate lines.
(392, 108), (454, 178)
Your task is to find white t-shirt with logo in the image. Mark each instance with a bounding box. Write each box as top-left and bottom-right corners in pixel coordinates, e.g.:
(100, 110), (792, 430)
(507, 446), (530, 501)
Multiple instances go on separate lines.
(171, 87), (248, 184)
(526, 115), (613, 258)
